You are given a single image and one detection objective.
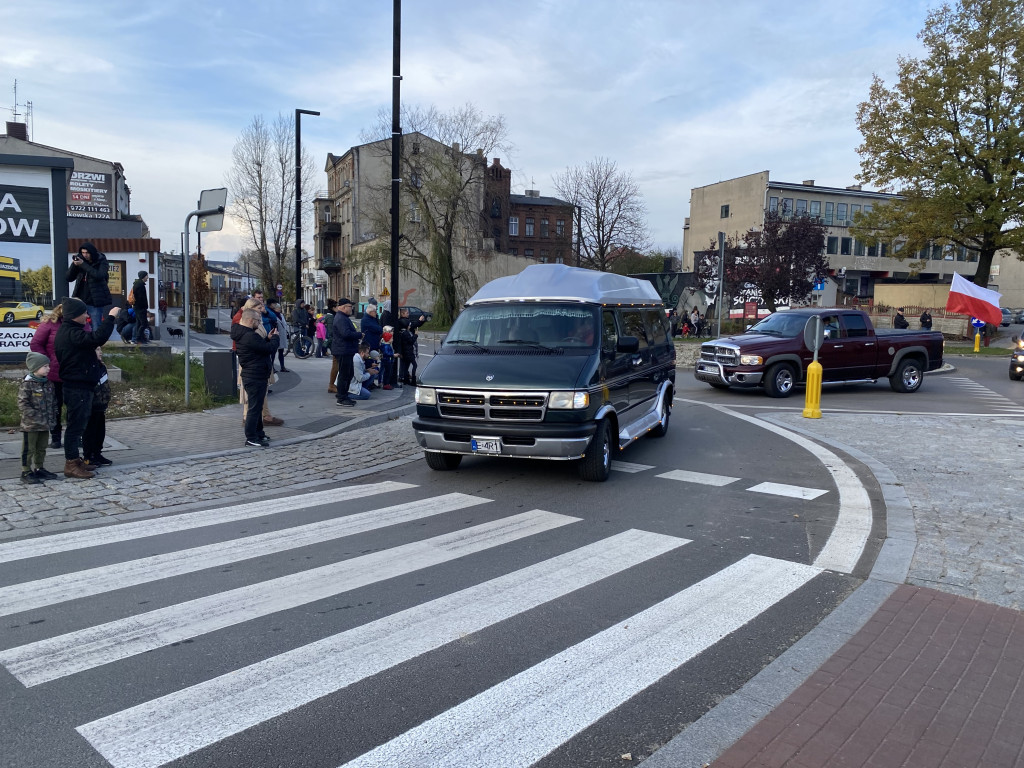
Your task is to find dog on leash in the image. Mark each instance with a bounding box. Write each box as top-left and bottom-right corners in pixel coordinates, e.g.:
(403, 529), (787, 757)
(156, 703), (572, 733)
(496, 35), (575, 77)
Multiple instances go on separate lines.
(166, 327), (184, 338)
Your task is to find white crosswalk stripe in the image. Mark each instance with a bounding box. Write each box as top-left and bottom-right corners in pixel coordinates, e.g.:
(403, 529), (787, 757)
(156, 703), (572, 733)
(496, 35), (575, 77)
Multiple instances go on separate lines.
(0, 480), (416, 564)
(948, 377), (1019, 411)
(747, 482), (829, 500)
(76, 529), (690, 768)
(342, 555), (820, 768)
(0, 492), (486, 617)
(0, 482), (830, 768)
(0, 509), (576, 687)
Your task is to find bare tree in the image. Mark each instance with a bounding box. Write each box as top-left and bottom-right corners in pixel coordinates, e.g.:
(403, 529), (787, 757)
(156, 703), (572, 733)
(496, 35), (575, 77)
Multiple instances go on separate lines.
(553, 158), (651, 272)
(357, 103), (512, 324)
(226, 114), (316, 295)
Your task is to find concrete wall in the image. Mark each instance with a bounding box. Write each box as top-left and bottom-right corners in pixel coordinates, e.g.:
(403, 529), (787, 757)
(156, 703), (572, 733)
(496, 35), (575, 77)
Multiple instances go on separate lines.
(683, 171), (768, 271)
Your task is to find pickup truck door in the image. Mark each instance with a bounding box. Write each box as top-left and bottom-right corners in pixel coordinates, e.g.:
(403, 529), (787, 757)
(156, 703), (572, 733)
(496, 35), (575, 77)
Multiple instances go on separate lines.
(805, 314), (848, 381)
(837, 313), (878, 379)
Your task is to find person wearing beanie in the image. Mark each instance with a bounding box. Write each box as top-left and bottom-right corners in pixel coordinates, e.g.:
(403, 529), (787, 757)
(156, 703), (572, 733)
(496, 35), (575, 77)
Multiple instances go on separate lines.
(54, 296), (120, 479)
(68, 242), (113, 330)
(130, 270), (150, 344)
(17, 352), (58, 484)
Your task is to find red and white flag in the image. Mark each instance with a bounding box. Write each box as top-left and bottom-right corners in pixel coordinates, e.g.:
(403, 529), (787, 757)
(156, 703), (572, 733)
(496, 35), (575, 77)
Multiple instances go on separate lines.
(945, 272), (1002, 326)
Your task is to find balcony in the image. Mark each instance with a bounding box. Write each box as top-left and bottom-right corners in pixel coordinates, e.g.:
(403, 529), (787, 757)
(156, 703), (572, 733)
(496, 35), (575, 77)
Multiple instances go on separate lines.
(320, 258), (342, 271)
(320, 222), (342, 237)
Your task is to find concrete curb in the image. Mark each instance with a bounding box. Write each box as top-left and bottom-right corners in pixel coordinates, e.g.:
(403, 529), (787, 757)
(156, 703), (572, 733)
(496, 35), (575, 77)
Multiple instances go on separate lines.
(643, 413), (916, 768)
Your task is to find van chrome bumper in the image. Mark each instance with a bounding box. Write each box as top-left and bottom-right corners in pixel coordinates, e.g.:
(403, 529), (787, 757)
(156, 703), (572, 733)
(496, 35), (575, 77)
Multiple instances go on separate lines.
(413, 430), (592, 460)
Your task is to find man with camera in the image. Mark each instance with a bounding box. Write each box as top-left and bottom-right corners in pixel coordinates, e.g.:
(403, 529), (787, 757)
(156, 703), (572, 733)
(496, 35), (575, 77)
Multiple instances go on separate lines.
(67, 242), (112, 329)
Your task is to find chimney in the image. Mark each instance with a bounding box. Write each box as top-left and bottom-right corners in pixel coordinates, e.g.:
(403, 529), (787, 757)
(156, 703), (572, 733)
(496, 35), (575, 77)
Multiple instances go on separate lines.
(5, 122), (28, 141)
(492, 158), (501, 166)
(802, 179), (815, 186)
(452, 141), (461, 153)
(846, 184), (862, 191)
(526, 189), (540, 197)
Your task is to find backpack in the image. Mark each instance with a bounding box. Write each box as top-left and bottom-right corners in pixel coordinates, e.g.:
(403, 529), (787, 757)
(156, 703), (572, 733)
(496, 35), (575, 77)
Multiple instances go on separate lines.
(127, 287), (135, 306)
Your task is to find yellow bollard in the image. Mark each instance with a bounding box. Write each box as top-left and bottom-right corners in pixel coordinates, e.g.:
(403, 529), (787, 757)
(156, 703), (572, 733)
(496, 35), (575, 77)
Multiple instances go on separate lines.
(802, 360), (822, 419)
(974, 331), (981, 352)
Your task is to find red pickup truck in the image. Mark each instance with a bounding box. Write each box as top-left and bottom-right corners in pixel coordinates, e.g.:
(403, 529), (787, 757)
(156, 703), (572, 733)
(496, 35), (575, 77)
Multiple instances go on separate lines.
(694, 308), (944, 397)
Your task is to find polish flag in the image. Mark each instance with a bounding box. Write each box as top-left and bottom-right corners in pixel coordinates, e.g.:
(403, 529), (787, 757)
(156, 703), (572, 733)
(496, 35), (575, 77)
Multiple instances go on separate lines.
(945, 272), (1002, 326)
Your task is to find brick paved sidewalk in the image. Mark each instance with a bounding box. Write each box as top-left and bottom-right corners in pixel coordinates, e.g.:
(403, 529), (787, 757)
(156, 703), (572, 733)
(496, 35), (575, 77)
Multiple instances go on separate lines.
(712, 585), (1024, 768)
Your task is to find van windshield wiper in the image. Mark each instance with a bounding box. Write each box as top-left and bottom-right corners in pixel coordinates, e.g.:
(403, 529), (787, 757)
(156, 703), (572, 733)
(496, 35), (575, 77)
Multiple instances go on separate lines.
(497, 339), (552, 349)
(445, 338), (489, 352)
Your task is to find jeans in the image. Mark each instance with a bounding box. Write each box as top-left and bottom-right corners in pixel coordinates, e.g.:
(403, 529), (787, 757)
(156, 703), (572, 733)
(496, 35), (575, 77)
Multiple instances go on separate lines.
(120, 322), (136, 343)
(241, 377), (268, 441)
(86, 304), (110, 330)
(63, 386), (94, 460)
(350, 386), (371, 400)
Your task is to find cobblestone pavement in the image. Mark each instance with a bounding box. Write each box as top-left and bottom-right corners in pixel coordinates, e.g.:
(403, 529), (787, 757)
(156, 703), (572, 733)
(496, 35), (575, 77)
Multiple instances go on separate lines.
(771, 412), (1023, 611)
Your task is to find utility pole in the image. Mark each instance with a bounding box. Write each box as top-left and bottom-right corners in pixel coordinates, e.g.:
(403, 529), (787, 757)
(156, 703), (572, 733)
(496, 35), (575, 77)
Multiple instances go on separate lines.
(295, 108), (320, 305)
(389, 0), (402, 316)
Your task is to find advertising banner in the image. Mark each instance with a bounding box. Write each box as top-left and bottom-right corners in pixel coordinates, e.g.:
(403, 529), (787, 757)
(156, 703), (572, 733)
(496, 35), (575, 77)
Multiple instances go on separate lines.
(0, 178), (55, 352)
(67, 170), (112, 219)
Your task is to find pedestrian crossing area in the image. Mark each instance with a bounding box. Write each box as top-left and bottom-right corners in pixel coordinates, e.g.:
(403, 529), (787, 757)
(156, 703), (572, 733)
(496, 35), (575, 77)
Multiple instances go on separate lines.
(947, 376), (1020, 412)
(0, 480), (826, 768)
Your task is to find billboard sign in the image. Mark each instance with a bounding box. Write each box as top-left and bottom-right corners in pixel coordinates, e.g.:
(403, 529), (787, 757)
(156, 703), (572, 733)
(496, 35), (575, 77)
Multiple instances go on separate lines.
(67, 171), (113, 219)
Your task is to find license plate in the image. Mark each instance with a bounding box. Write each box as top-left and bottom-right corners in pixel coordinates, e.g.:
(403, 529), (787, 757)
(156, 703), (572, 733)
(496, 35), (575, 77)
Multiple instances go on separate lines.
(471, 437), (502, 454)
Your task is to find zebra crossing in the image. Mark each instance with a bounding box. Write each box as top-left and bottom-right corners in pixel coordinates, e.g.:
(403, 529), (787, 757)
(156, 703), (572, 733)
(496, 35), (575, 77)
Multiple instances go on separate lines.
(947, 376), (1020, 412)
(0, 479), (828, 768)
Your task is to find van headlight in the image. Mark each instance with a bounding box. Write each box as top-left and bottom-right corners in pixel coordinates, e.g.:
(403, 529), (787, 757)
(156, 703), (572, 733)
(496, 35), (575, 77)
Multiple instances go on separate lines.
(739, 354), (763, 366)
(414, 387), (436, 405)
(548, 391), (589, 409)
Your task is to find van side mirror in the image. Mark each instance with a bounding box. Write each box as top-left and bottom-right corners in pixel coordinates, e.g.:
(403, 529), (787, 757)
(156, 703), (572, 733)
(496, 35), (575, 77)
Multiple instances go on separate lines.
(617, 335), (640, 354)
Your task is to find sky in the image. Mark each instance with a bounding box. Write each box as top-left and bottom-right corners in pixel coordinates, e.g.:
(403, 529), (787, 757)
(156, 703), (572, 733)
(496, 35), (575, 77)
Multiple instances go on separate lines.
(1, 0), (935, 261)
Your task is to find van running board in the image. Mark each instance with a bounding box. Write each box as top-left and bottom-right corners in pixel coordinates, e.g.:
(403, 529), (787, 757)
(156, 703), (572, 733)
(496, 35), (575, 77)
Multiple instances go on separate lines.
(618, 404), (664, 448)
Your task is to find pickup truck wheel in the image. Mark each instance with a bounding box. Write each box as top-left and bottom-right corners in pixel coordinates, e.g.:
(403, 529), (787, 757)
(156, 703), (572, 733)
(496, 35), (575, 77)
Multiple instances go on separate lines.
(424, 451), (463, 471)
(764, 363), (796, 398)
(889, 358), (923, 393)
(579, 419), (612, 482)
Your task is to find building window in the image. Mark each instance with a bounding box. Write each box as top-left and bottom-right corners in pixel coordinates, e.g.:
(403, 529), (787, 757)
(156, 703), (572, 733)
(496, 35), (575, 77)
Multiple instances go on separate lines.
(555, 253), (564, 264)
(525, 217), (535, 236)
(556, 219), (565, 236)
(409, 204), (421, 223)
(854, 239), (864, 256)
(525, 249), (534, 257)
(824, 202), (834, 225)
(540, 219), (549, 237)
(412, 141), (421, 155)
(827, 236), (838, 254)
(868, 243), (877, 257)
(880, 243), (888, 258)
(509, 216), (518, 236)
(851, 204), (861, 218)
(863, 204), (872, 214)
(782, 198), (793, 216)
(809, 200), (821, 218)
(720, 204), (730, 219)
(795, 199), (807, 216)
(837, 203), (848, 223)
(841, 237), (852, 255)
(511, 248), (518, 256)
(768, 196), (779, 213)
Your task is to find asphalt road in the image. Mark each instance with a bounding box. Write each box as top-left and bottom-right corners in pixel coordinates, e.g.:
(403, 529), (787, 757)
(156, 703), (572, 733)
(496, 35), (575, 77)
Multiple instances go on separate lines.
(0, 399), (866, 768)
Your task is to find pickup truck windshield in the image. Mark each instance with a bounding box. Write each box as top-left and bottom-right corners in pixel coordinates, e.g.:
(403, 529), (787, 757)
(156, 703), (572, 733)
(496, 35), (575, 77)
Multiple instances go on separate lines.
(747, 313), (808, 338)
(445, 303), (598, 350)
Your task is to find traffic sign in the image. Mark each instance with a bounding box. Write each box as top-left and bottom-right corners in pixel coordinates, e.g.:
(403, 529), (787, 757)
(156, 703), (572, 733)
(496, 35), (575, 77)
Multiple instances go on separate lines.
(196, 188), (227, 232)
(803, 316), (824, 355)
(971, 318), (985, 328)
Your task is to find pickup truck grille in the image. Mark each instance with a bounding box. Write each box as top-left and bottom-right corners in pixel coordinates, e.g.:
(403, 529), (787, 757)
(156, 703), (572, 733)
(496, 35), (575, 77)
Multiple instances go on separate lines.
(700, 344), (739, 365)
(436, 389), (548, 422)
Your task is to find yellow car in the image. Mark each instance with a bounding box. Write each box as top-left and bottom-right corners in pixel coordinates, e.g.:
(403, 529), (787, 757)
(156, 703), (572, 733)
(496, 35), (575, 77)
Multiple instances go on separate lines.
(0, 301), (44, 324)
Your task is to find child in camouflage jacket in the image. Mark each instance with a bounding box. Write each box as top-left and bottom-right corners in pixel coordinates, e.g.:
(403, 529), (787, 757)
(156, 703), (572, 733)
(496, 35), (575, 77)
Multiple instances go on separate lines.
(18, 351), (58, 484)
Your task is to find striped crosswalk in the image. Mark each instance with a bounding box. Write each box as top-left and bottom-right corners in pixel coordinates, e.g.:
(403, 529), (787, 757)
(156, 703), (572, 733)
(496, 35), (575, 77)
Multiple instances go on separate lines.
(947, 376), (1020, 412)
(0, 480), (827, 768)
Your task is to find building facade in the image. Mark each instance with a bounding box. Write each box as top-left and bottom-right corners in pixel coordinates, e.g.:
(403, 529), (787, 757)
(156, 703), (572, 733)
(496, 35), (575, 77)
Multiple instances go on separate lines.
(682, 170), (981, 303)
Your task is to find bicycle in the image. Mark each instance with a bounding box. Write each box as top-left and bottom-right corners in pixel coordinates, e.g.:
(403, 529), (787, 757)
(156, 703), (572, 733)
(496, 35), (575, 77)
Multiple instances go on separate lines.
(287, 325), (315, 359)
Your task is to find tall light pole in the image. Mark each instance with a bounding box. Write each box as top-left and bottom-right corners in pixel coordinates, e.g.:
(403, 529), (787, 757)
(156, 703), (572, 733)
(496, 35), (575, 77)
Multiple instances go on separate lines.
(389, 0), (402, 318)
(295, 108), (320, 305)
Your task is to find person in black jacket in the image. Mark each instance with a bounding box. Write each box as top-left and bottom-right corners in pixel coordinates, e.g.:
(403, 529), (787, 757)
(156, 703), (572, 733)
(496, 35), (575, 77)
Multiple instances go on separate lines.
(54, 296), (119, 478)
(893, 307), (910, 329)
(131, 270), (150, 343)
(397, 307), (425, 385)
(330, 298), (361, 407)
(67, 242), (113, 330)
(920, 309), (933, 330)
(230, 308), (279, 447)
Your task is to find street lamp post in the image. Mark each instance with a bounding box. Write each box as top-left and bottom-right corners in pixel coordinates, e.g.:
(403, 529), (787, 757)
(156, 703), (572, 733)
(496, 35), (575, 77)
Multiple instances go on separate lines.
(389, 0), (402, 320)
(295, 108), (320, 305)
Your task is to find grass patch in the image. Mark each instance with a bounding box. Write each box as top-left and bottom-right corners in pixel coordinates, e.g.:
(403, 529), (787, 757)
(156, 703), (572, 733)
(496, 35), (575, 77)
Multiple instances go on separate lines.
(1, 351), (233, 428)
(944, 345), (1012, 356)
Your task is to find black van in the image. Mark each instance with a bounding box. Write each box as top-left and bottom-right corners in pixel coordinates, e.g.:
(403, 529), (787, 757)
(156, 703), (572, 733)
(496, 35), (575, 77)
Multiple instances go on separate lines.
(412, 264), (676, 481)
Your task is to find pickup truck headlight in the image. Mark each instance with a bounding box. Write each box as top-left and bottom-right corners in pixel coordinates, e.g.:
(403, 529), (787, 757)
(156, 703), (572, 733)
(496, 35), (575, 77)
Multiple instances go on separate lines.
(739, 354), (763, 366)
(414, 387), (436, 405)
(548, 391), (589, 409)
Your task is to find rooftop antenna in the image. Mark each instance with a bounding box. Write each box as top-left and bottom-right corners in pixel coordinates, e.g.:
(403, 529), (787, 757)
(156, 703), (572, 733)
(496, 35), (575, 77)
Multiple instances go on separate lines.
(10, 79), (33, 139)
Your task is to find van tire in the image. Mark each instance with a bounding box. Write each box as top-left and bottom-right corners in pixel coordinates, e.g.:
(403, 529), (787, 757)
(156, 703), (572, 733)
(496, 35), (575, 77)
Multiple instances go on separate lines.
(579, 419), (612, 482)
(424, 451), (463, 471)
(650, 396), (671, 438)
(764, 362), (797, 398)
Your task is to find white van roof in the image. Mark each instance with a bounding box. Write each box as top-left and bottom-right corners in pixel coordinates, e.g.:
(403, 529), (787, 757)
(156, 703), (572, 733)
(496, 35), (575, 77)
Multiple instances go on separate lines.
(465, 264), (663, 306)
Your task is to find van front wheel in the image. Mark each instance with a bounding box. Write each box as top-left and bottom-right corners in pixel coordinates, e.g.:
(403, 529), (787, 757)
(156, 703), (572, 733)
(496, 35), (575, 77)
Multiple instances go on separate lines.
(424, 451), (463, 471)
(579, 419), (612, 482)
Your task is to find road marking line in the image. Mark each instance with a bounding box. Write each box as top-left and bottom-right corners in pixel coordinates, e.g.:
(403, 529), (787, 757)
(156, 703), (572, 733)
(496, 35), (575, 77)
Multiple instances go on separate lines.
(0, 493), (483, 617)
(341, 555), (821, 768)
(679, 399), (871, 574)
(1, 510), (574, 687)
(76, 529), (690, 768)
(746, 482), (829, 500)
(657, 469), (739, 486)
(0, 481), (417, 564)
(610, 460), (655, 473)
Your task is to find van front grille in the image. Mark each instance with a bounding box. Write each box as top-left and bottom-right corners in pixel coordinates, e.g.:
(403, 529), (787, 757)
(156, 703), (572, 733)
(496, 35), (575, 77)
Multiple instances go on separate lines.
(436, 389), (548, 422)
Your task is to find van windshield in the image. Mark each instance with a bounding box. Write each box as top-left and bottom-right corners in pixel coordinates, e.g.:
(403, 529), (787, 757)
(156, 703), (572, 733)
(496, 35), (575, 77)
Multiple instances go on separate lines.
(445, 303), (599, 351)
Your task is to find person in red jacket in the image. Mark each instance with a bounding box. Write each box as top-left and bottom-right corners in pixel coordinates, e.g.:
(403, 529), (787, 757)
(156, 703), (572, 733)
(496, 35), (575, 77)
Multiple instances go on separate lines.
(29, 304), (65, 448)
